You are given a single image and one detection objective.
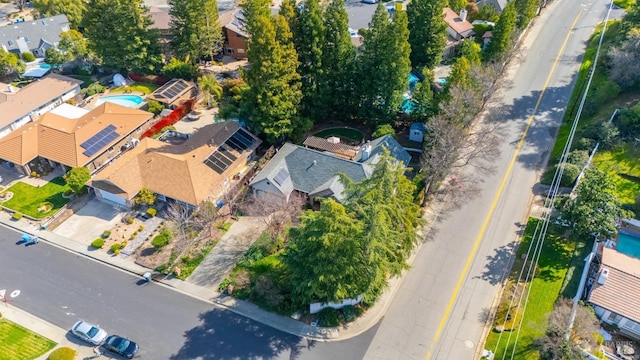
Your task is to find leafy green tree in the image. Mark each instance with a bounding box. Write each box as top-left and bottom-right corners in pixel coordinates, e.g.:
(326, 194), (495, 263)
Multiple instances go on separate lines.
(169, 0), (223, 63)
(448, 0), (466, 12)
(562, 167), (630, 240)
(483, 1), (517, 62)
(372, 124), (397, 139)
(84, 0), (162, 73)
(358, 4), (411, 124)
(318, 0), (357, 121)
(45, 47), (66, 69)
(242, 0), (303, 142)
(32, 0), (86, 29)
(295, 0), (325, 121)
(514, 0), (540, 29)
(412, 69), (437, 121)
(0, 49), (25, 76)
(65, 167), (91, 194)
(461, 40), (482, 65)
(279, 0), (298, 38)
(58, 30), (89, 61)
(21, 52), (35, 62)
(161, 58), (198, 80)
(342, 149), (424, 301)
(407, 0), (448, 69)
(198, 74), (223, 108)
(284, 199), (369, 305)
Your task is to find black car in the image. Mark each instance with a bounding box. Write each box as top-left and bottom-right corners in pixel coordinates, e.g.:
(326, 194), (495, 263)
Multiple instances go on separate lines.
(104, 335), (139, 359)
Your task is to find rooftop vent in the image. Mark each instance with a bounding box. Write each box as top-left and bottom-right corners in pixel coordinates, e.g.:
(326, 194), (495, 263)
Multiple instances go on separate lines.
(597, 268), (610, 285)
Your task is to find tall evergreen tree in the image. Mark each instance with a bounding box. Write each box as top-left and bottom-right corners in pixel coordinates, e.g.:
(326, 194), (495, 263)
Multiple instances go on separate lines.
(318, 0), (357, 121)
(483, 1), (517, 62)
(514, 0), (540, 29)
(341, 149), (424, 301)
(358, 4), (411, 124)
(242, 0), (303, 142)
(283, 199), (368, 305)
(169, 0), (223, 63)
(279, 0), (299, 45)
(84, 0), (161, 73)
(412, 68), (437, 121)
(407, 0), (448, 69)
(295, 0), (325, 122)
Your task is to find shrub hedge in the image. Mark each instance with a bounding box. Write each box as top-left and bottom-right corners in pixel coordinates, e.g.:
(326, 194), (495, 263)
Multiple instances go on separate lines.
(91, 238), (105, 249)
(110, 243), (121, 253)
(11, 212), (23, 220)
(146, 208), (157, 217)
(101, 230), (111, 239)
(318, 307), (341, 327)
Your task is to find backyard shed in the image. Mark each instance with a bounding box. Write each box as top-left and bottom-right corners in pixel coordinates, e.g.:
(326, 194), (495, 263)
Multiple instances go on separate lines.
(409, 122), (427, 142)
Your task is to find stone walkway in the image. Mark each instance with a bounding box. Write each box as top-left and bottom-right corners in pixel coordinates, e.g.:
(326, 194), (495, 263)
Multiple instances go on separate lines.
(121, 215), (162, 257)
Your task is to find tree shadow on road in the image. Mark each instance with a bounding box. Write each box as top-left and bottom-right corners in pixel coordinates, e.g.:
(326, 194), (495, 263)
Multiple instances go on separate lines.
(170, 307), (313, 360)
(474, 241), (518, 286)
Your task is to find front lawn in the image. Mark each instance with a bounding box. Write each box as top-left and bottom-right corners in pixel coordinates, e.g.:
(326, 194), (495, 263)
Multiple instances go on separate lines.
(484, 218), (575, 360)
(0, 318), (56, 360)
(110, 82), (159, 95)
(593, 142), (640, 205)
(0, 177), (70, 219)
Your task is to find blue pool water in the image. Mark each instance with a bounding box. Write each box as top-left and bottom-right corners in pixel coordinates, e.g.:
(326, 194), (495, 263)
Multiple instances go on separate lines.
(401, 99), (416, 113)
(95, 95), (144, 108)
(409, 71), (420, 91)
(40, 64), (51, 69)
(617, 231), (640, 258)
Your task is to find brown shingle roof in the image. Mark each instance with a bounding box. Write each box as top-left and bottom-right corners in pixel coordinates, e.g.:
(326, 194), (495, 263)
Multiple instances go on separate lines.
(443, 8), (475, 38)
(0, 102), (153, 167)
(303, 136), (359, 160)
(0, 74), (83, 129)
(92, 121), (261, 206)
(588, 247), (640, 323)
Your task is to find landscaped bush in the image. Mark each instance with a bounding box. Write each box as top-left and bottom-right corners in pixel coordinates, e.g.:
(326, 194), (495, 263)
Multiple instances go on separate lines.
(146, 99), (164, 116)
(21, 52), (35, 62)
(317, 307), (341, 327)
(540, 163), (581, 187)
(110, 243), (121, 253)
(82, 82), (106, 96)
(91, 238), (105, 249)
(48, 347), (76, 360)
(127, 217), (134, 224)
(101, 230), (111, 239)
(146, 208), (157, 217)
(11, 212), (22, 220)
(139, 225), (144, 231)
(566, 150), (590, 168)
(151, 229), (172, 248)
(342, 305), (356, 322)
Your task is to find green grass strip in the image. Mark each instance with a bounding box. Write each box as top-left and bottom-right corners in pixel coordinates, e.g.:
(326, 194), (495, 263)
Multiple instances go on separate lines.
(0, 319), (56, 360)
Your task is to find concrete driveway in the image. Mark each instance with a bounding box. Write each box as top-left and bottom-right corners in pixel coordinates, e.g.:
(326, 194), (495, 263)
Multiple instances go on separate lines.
(52, 198), (123, 243)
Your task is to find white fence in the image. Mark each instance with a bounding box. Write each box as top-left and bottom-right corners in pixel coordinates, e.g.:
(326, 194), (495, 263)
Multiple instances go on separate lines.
(310, 295), (363, 314)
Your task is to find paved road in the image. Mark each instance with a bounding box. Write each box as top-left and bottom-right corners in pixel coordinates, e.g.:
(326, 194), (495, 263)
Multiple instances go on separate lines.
(361, 0), (623, 359)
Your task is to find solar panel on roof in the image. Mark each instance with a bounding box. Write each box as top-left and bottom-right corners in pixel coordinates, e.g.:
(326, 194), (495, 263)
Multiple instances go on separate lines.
(273, 168), (290, 186)
(82, 131), (119, 157)
(234, 129), (254, 146)
(203, 147), (237, 174)
(80, 124), (117, 149)
(204, 158), (225, 174)
(225, 136), (246, 151)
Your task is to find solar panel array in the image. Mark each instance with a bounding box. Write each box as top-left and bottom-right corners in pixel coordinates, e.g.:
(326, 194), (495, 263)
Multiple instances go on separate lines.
(273, 168), (290, 186)
(203, 129), (255, 174)
(153, 80), (189, 100)
(81, 125), (119, 157)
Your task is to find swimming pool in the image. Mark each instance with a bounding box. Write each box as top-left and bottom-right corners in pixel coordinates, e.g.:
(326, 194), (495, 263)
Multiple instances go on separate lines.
(95, 95), (144, 108)
(40, 64), (51, 69)
(617, 231), (640, 258)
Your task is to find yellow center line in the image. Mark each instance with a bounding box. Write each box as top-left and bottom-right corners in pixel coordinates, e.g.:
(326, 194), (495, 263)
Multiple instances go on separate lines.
(425, 11), (583, 360)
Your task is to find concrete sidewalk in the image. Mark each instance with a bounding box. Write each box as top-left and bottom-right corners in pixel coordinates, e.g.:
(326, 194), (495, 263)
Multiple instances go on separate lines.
(0, 210), (397, 343)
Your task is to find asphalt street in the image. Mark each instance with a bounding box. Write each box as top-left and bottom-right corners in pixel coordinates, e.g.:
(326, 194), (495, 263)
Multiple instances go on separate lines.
(362, 0), (624, 359)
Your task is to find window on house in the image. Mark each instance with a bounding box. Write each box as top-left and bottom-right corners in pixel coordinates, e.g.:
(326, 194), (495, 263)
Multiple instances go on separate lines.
(226, 48), (234, 54)
(7, 40), (13, 46)
(237, 48), (245, 54)
(24, 36), (29, 43)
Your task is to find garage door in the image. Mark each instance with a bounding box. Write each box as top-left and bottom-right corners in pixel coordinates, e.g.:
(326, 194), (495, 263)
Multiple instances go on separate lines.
(96, 189), (128, 207)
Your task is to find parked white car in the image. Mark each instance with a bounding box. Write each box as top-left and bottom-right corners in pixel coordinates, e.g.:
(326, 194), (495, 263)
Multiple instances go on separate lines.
(71, 320), (108, 345)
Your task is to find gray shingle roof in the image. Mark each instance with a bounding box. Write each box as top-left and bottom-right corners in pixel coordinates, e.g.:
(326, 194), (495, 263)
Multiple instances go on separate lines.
(355, 134), (412, 166)
(251, 143), (369, 196)
(0, 15), (69, 54)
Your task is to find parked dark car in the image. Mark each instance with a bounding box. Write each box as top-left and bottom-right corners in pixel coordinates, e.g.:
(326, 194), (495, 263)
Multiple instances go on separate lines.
(104, 335), (139, 359)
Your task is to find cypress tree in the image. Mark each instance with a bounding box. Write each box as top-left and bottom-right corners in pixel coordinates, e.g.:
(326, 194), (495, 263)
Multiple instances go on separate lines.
(407, 0), (448, 69)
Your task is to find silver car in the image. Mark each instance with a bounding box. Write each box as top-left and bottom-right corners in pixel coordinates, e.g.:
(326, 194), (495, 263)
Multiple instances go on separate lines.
(71, 320), (108, 345)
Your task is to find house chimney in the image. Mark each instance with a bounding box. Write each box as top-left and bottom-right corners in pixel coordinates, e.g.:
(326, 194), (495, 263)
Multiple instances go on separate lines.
(597, 268), (609, 285)
(7, 85), (15, 93)
(360, 140), (372, 162)
(459, 8), (468, 22)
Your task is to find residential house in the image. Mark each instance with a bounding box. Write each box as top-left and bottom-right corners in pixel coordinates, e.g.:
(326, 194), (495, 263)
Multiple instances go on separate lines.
(147, 6), (172, 39)
(0, 102), (154, 176)
(219, 9), (248, 59)
(443, 8), (475, 41)
(90, 121), (261, 208)
(250, 135), (411, 203)
(0, 15), (70, 57)
(586, 246), (640, 340)
(0, 74), (82, 140)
